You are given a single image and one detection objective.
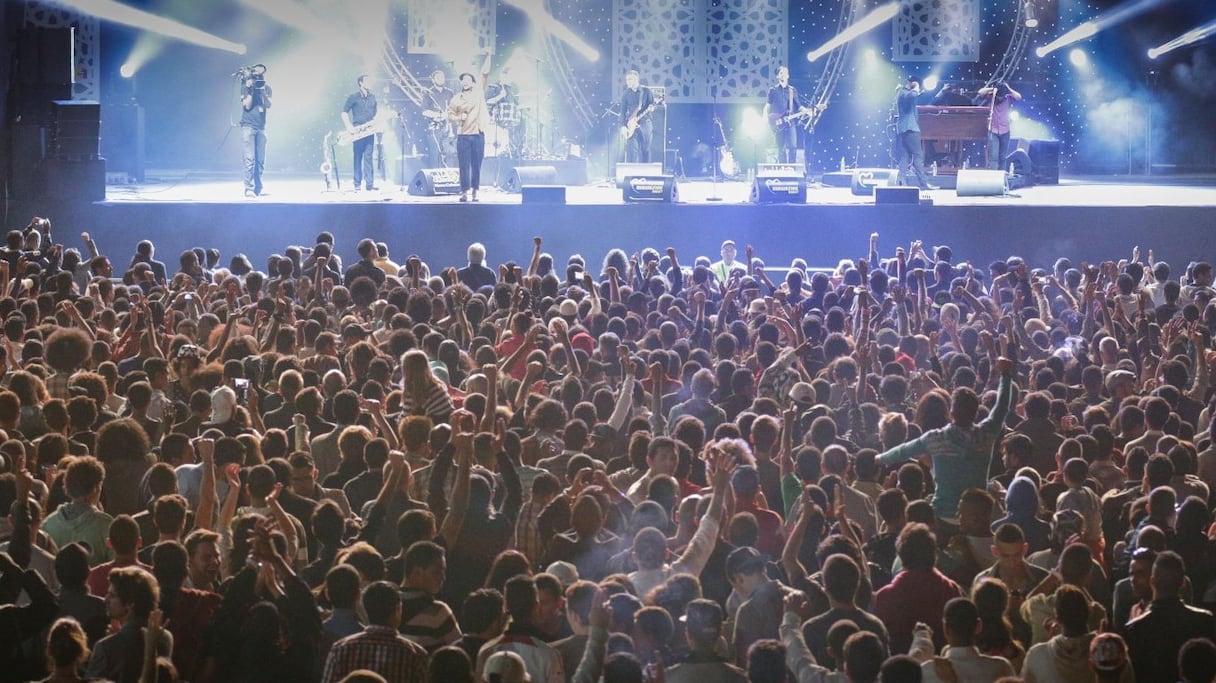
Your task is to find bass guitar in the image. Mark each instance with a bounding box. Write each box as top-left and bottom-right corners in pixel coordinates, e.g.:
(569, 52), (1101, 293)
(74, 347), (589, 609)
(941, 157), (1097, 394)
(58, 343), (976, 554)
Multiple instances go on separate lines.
(769, 103), (826, 132)
(621, 93), (664, 140)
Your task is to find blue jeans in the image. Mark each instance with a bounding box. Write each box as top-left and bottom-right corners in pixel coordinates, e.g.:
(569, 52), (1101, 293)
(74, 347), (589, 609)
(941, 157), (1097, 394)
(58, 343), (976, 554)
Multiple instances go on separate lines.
(988, 131), (1011, 170)
(353, 135), (375, 189)
(242, 126), (266, 194)
(456, 133), (485, 192)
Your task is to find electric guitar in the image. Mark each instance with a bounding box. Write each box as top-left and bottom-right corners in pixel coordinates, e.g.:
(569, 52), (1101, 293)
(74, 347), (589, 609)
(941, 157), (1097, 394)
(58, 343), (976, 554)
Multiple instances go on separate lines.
(770, 103), (826, 132)
(621, 93), (664, 140)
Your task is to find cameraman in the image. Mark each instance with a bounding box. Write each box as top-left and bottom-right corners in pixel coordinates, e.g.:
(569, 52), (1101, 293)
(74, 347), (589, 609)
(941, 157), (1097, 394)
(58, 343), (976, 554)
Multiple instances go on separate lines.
(240, 66), (272, 197)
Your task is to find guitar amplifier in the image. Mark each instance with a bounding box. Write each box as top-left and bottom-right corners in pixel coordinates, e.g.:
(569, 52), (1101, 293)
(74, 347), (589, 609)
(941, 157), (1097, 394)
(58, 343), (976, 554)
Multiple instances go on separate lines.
(408, 168), (461, 196)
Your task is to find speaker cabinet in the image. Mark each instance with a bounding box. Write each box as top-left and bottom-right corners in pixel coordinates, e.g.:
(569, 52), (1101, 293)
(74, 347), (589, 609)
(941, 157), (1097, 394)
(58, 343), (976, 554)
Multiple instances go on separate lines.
(505, 165), (558, 193)
(956, 169), (1008, 197)
(622, 175), (678, 203)
(17, 28), (74, 86)
(521, 186), (566, 204)
(749, 176), (807, 203)
(851, 168), (898, 196)
(1028, 140), (1060, 185)
(408, 168), (461, 196)
(41, 158), (106, 202)
(51, 100), (101, 159)
(874, 187), (921, 204)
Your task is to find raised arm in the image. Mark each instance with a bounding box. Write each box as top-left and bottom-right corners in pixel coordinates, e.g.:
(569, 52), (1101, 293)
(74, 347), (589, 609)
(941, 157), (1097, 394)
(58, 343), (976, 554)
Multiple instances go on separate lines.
(438, 428), (474, 545)
(195, 439), (217, 531)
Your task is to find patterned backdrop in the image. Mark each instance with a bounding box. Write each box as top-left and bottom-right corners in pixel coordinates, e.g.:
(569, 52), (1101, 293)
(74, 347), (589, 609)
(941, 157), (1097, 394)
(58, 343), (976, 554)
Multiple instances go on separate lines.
(892, 0), (980, 63)
(612, 0), (788, 103)
(406, 0), (497, 57)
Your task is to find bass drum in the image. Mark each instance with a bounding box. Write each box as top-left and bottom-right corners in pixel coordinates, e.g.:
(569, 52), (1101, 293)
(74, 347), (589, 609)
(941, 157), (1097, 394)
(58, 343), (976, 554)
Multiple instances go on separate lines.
(485, 125), (512, 158)
(495, 102), (521, 126)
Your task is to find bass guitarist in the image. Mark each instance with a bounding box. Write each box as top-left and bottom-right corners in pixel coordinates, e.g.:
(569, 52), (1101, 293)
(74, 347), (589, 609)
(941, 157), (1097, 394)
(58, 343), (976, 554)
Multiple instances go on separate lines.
(764, 66), (813, 164)
(421, 69), (456, 167)
(619, 69), (656, 163)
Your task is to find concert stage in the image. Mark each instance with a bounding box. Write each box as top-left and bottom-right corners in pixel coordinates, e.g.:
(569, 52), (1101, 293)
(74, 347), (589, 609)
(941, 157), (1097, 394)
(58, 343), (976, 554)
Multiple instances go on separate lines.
(19, 172), (1216, 274)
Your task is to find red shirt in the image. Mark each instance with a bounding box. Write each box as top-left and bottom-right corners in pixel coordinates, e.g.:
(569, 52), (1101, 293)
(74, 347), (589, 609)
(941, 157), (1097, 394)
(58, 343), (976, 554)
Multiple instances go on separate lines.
(87, 559), (153, 597)
(495, 335), (531, 380)
(873, 568), (963, 656)
(735, 498), (786, 558)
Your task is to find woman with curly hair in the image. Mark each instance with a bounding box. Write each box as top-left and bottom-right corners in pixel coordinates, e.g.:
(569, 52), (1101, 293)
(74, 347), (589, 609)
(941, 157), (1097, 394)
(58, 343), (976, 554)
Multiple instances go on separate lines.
(10, 370), (50, 438)
(95, 417), (154, 516)
(972, 577), (1026, 672)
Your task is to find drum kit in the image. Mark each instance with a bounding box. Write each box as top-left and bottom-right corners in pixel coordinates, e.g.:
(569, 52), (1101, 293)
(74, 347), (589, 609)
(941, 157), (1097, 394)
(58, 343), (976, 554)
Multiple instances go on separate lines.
(486, 99), (530, 158)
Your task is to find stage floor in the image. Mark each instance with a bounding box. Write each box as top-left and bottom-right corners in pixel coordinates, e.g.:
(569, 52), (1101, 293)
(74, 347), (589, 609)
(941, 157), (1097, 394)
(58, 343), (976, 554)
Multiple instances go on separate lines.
(100, 171), (1216, 208)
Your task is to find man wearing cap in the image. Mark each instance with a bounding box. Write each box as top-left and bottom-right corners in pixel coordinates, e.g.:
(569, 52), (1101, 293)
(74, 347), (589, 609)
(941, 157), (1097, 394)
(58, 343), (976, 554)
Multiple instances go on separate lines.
(1099, 370), (1136, 420)
(729, 545), (796, 663)
(710, 241), (741, 284)
(667, 599), (746, 683)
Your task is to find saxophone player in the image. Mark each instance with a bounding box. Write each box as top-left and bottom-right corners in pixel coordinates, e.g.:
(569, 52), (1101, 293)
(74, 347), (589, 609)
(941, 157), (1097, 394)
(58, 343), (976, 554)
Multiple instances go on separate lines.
(341, 75), (378, 192)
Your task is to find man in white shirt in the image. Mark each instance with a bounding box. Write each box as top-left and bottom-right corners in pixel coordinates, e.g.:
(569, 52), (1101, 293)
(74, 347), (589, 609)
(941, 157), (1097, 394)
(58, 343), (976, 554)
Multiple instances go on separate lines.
(920, 598), (1014, 683)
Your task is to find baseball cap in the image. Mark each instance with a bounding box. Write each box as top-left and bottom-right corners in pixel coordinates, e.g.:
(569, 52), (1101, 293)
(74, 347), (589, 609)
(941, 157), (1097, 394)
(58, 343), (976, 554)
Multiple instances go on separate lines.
(721, 239), (736, 249)
(1104, 369), (1135, 392)
(483, 651), (531, 683)
(789, 382), (815, 404)
(725, 546), (766, 578)
(747, 298), (767, 315)
(341, 323), (370, 340)
(176, 344), (201, 360)
(1089, 632), (1128, 672)
(545, 561), (579, 588)
(680, 599), (724, 642)
(558, 299), (578, 318)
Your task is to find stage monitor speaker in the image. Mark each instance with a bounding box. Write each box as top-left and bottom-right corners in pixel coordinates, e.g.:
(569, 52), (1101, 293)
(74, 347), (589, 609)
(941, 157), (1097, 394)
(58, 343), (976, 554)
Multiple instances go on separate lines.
(615, 162), (662, 187)
(956, 169), (1008, 197)
(1028, 139), (1060, 185)
(51, 100), (101, 159)
(521, 185), (566, 204)
(408, 168), (461, 196)
(505, 165), (558, 193)
(750, 176), (807, 204)
(874, 187), (921, 205)
(622, 175), (678, 203)
(851, 168), (898, 196)
(1005, 149), (1032, 190)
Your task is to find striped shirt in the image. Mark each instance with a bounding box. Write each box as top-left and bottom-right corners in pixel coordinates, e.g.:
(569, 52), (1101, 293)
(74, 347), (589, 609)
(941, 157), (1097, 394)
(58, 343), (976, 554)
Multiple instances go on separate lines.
(398, 588), (462, 652)
(399, 381), (453, 424)
(322, 625), (428, 683)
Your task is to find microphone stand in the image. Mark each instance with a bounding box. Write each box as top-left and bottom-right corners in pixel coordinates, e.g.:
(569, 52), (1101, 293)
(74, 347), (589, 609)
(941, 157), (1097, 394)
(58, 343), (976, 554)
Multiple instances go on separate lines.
(517, 51), (546, 157)
(708, 89), (723, 202)
(599, 106), (619, 186)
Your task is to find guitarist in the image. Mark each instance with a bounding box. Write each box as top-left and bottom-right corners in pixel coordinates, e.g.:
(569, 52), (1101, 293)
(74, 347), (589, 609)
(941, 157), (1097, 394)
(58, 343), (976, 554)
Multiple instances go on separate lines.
(763, 66), (804, 164)
(423, 70), (456, 168)
(618, 70), (656, 163)
(341, 74), (378, 191)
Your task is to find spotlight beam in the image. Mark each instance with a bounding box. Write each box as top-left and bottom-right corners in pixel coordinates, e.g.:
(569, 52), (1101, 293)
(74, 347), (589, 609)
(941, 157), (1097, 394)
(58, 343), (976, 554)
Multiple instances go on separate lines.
(502, 0), (599, 61)
(1036, 0), (1178, 57)
(49, 0), (245, 54)
(807, 2), (899, 62)
(1148, 18), (1216, 59)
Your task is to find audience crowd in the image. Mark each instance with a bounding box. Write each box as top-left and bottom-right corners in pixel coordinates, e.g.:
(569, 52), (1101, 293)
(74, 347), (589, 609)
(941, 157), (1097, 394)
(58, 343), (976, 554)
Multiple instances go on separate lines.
(3, 219), (1216, 683)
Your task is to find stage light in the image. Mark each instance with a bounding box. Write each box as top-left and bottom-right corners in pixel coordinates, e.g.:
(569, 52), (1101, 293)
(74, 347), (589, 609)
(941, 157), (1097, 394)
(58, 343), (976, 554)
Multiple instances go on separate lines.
(1023, 1), (1039, 29)
(1037, 0), (1177, 58)
(1069, 48), (1089, 69)
(742, 108), (768, 142)
(119, 63), (135, 78)
(1147, 18), (1216, 60)
(502, 0), (600, 62)
(863, 48), (878, 65)
(53, 0), (245, 53)
(923, 74), (939, 91)
(807, 2), (899, 62)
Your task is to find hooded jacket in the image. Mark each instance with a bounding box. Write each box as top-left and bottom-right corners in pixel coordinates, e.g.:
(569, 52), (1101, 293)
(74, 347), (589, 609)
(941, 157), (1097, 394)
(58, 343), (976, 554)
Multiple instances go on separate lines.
(1021, 633), (1134, 682)
(992, 476), (1051, 552)
(42, 501), (114, 565)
